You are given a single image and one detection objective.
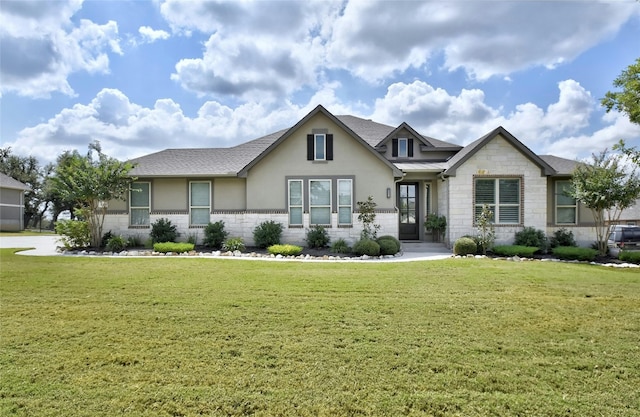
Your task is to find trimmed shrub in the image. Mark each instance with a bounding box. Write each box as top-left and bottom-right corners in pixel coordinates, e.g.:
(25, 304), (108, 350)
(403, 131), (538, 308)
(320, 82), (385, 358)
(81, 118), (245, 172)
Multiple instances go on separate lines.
(268, 244), (303, 256)
(153, 242), (194, 254)
(305, 225), (331, 249)
(492, 245), (540, 257)
(552, 246), (598, 262)
(352, 239), (381, 256)
(377, 235), (401, 255)
(100, 231), (114, 248)
(106, 235), (128, 252)
(253, 221), (283, 248)
(515, 227), (547, 250)
(223, 237), (246, 252)
(203, 221), (228, 249)
(55, 219), (91, 249)
(619, 251), (640, 263)
(150, 218), (177, 244)
(549, 228), (577, 248)
(330, 238), (350, 254)
(453, 237), (477, 256)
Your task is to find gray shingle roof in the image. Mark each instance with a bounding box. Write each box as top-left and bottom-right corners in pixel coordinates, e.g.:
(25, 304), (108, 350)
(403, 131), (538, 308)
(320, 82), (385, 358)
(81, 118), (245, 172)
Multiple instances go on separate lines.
(539, 155), (579, 175)
(0, 173), (31, 191)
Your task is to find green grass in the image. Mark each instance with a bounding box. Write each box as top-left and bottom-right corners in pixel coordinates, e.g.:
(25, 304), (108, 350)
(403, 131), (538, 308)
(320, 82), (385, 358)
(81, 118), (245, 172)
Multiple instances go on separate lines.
(0, 230), (55, 236)
(1, 248), (639, 416)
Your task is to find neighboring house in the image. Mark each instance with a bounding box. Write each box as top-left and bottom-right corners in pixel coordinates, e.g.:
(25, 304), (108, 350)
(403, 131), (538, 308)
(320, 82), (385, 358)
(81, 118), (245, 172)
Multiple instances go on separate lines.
(102, 105), (599, 247)
(0, 173), (31, 231)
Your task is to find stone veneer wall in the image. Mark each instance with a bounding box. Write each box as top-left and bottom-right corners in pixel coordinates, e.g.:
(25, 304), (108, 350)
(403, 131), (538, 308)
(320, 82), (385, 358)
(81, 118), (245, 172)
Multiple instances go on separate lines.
(102, 211), (399, 247)
(446, 135), (548, 246)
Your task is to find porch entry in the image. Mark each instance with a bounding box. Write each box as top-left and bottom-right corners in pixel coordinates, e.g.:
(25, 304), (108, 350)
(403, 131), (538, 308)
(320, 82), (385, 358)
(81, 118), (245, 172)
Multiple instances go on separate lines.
(398, 183), (419, 240)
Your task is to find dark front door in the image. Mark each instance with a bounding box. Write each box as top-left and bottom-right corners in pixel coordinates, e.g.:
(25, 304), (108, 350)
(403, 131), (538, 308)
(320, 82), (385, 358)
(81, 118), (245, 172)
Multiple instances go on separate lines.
(398, 183), (419, 240)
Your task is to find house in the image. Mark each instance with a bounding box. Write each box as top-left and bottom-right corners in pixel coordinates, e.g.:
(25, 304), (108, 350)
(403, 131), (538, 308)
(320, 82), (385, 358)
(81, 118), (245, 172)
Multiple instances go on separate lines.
(0, 173), (31, 231)
(102, 105), (597, 247)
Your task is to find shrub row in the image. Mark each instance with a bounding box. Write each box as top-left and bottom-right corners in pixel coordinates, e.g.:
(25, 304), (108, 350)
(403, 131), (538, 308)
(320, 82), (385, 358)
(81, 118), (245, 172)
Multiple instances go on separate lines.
(492, 245), (540, 257)
(552, 246), (598, 262)
(153, 242), (195, 254)
(619, 251), (640, 263)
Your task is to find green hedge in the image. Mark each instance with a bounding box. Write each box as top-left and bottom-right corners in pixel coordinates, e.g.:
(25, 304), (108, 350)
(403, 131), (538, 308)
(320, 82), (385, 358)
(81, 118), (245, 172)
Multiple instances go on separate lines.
(268, 244), (303, 256)
(552, 246), (598, 262)
(619, 251), (640, 264)
(153, 242), (195, 254)
(492, 245), (540, 257)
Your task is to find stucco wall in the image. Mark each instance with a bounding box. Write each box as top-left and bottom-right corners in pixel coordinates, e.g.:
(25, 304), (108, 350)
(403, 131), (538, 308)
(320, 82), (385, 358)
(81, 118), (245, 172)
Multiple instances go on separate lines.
(245, 112), (396, 210)
(213, 178), (246, 210)
(154, 178), (188, 211)
(447, 135), (548, 245)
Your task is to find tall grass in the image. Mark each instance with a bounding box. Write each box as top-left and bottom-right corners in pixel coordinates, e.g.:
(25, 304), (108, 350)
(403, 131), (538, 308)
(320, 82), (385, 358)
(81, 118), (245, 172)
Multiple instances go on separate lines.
(1, 249), (639, 416)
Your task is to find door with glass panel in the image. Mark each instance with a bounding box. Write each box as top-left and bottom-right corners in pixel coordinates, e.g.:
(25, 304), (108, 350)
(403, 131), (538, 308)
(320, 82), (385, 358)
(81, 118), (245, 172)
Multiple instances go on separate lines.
(398, 183), (419, 240)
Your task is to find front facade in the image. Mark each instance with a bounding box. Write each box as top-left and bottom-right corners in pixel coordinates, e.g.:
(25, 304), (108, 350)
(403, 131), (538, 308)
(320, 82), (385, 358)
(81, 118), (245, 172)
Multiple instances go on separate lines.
(103, 105), (599, 247)
(0, 173), (31, 232)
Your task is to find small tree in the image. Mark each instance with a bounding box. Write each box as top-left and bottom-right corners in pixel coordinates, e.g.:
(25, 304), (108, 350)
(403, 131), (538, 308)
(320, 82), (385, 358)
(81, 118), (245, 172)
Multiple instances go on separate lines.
(476, 204), (495, 255)
(568, 150), (640, 255)
(50, 141), (136, 247)
(357, 196), (380, 240)
(425, 213), (447, 242)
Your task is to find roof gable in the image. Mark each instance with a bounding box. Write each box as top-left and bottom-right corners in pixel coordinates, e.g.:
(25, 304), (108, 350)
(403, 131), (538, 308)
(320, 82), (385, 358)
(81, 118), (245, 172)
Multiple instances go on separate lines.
(237, 105), (402, 177)
(444, 126), (556, 177)
(378, 122), (462, 151)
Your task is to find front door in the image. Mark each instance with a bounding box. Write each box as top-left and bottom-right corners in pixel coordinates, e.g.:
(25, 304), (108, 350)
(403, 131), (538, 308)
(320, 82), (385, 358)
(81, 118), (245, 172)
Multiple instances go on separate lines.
(398, 183), (419, 240)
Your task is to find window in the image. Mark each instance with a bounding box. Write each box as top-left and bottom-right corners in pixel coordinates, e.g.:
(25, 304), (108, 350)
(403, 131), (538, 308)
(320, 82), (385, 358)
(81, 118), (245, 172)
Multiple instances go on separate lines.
(556, 180), (577, 224)
(288, 180), (303, 226)
(130, 182), (150, 226)
(337, 179), (352, 225)
(475, 178), (521, 224)
(190, 181), (210, 226)
(392, 138), (414, 158)
(307, 134), (333, 161)
(309, 180), (331, 225)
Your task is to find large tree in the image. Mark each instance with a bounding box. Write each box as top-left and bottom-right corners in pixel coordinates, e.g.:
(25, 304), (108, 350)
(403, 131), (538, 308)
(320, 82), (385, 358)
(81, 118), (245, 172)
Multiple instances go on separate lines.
(0, 147), (44, 228)
(569, 149), (640, 255)
(50, 141), (135, 247)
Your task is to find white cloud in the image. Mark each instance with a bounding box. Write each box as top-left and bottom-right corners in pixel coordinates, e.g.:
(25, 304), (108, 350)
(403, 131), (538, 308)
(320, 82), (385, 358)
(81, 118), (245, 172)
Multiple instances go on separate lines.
(138, 26), (170, 44)
(0, 0), (121, 98)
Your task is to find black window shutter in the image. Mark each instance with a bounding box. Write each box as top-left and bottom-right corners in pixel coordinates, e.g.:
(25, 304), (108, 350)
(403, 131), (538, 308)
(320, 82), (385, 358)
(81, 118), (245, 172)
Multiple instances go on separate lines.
(392, 139), (398, 157)
(307, 134), (314, 160)
(326, 134), (333, 160)
(408, 139), (414, 157)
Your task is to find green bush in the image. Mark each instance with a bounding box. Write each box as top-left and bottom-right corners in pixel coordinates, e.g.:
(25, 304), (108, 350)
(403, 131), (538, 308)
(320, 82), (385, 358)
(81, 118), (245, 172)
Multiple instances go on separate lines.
(377, 235), (401, 255)
(203, 221), (228, 249)
(106, 235), (128, 252)
(268, 244), (303, 256)
(619, 251), (640, 263)
(150, 218), (177, 244)
(552, 246), (598, 261)
(514, 227), (547, 250)
(330, 238), (350, 254)
(461, 235), (483, 254)
(55, 219), (91, 249)
(453, 237), (477, 256)
(153, 242), (194, 254)
(253, 221), (283, 248)
(305, 225), (331, 249)
(100, 231), (114, 248)
(352, 239), (380, 256)
(223, 237), (246, 252)
(492, 245), (540, 257)
(549, 228), (577, 248)
(127, 234), (143, 247)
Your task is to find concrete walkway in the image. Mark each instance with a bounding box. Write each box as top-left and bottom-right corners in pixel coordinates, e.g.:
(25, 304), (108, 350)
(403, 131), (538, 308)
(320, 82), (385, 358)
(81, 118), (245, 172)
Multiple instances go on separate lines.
(0, 236), (453, 261)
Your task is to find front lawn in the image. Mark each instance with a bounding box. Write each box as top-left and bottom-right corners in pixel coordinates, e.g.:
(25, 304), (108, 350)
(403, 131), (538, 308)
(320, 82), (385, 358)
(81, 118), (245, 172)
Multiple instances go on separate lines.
(1, 249), (639, 416)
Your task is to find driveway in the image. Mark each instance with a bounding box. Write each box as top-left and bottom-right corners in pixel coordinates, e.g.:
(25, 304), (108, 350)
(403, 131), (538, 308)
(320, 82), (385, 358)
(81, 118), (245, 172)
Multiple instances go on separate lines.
(0, 236), (452, 261)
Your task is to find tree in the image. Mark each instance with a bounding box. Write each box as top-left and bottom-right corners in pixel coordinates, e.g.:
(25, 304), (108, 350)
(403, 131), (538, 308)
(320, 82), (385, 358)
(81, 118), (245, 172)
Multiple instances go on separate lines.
(50, 141), (136, 247)
(0, 147), (44, 228)
(568, 149), (640, 255)
(602, 57), (640, 125)
(357, 196), (380, 240)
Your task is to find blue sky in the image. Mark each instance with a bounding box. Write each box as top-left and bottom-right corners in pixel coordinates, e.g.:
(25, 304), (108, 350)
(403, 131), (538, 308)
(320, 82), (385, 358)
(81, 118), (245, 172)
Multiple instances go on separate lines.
(1, 0), (639, 165)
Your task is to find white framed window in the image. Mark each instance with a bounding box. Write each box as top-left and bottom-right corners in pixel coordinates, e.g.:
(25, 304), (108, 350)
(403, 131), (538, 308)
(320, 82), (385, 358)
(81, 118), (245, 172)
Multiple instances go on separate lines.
(288, 180), (303, 226)
(475, 178), (521, 224)
(190, 181), (211, 226)
(314, 134), (326, 161)
(556, 180), (577, 224)
(309, 179), (331, 225)
(337, 179), (352, 225)
(130, 182), (150, 226)
(398, 138), (408, 158)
